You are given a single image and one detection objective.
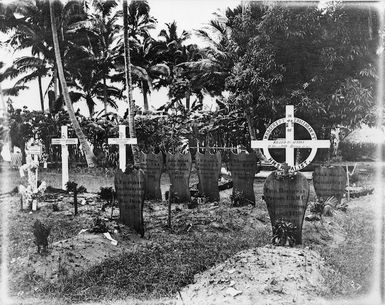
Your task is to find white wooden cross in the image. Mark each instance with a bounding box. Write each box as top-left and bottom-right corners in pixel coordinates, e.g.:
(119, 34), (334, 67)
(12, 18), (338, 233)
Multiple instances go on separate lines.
(251, 105), (330, 171)
(51, 126), (78, 190)
(108, 125), (137, 171)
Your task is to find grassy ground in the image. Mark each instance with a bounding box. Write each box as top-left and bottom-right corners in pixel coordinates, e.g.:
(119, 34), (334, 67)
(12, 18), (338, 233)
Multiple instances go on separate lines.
(316, 200), (377, 298)
(1, 162), (381, 304)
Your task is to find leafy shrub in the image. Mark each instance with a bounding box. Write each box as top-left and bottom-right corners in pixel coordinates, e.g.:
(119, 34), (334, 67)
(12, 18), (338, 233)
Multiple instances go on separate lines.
(310, 201), (325, 216)
(271, 220), (297, 247)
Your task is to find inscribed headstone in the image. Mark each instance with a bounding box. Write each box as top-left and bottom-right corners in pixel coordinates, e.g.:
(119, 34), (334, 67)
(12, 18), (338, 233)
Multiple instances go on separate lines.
(114, 169), (145, 237)
(166, 152), (192, 203)
(313, 166), (346, 204)
(195, 151), (221, 202)
(139, 151), (163, 200)
(263, 172), (310, 244)
(229, 152), (260, 205)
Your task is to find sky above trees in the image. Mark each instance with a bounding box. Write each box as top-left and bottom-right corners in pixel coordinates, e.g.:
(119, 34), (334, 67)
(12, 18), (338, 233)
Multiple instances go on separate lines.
(0, 0), (237, 115)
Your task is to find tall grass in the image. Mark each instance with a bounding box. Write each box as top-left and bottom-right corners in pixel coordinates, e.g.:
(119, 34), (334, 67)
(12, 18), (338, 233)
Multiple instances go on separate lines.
(40, 229), (270, 303)
(317, 207), (375, 298)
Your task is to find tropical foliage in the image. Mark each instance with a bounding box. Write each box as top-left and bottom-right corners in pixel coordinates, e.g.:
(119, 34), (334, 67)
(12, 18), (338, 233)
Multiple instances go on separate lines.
(1, 1), (381, 165)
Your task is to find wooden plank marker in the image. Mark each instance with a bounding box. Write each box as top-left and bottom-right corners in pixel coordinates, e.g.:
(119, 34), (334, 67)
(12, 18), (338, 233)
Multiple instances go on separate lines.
(114, 169), (145, 237)
(108, 125), (137, 171)
(51, 126), (78, 190)
(166, 152), (192, 203)
(195, 151), (221, 202)
(139, 152), (163, 200)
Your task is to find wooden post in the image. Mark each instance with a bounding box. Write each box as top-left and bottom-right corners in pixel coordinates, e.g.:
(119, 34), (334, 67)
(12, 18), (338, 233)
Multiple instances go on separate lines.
(346, 165), (350, 202)
(168, 186), (172, 228)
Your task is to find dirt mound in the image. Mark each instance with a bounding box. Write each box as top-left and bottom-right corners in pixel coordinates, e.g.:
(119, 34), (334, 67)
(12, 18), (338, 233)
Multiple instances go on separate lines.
(9, 230), (147, 293)
(178, 245), (330, 305)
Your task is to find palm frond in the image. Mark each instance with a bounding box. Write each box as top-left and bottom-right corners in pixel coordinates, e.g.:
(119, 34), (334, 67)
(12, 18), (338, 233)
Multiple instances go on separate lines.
(2, 85), (29, 96)
(14, 70), (43, 86)
(149, 64), (170, 76)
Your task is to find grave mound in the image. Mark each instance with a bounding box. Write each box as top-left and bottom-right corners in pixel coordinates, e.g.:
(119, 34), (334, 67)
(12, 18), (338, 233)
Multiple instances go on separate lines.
(179, 245), (331, 305)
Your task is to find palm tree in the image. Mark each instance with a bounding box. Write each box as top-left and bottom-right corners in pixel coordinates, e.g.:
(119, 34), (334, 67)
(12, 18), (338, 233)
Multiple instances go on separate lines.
(0, 0), (88, 112)
(2, 56), (50, 111)
(0, 0), (54, 111)
(130, 36), (170, 112)
(157, 21), (203, 111)
(123, 0), (138, 166)
(112, 0), (165, 112)
(66, 0), (121, 114)
(49, 0), (95, 167)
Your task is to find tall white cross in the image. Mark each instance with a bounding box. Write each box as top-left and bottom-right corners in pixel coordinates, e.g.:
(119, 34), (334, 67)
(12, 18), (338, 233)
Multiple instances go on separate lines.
(108, 125), (137, 171)
(251, 105), (330, 170)
(51, 126), (78, 190)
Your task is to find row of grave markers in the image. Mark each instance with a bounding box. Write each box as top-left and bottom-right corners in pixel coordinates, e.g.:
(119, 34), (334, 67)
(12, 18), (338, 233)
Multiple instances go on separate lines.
(114, 105), (339, 245)
(47, 105), (330, 190)
(49, 125), (137, 189)
(19, 105), (351, 247)
(116, 153), (347, 244)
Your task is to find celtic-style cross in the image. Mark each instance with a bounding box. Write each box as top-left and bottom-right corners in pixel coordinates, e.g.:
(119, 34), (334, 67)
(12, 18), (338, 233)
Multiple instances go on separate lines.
(251, 105), (330, 171)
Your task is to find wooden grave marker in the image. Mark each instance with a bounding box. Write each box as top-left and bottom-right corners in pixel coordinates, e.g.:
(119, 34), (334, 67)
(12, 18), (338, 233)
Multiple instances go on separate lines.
(166, 152), (192, 203)
(263, 172), (310, 244)
(139, 151), (163, 200)
(108, 125), (137, 171)
(313, 166), (346, 205)
(114, 169), (145, 237)
(229, 152), (260, 205)
(51, 126), (78, 190)
(195, 151), (221, 202)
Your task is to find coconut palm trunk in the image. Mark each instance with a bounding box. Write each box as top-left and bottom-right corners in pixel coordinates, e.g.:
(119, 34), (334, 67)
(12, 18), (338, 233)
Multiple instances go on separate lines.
(49, 0), (95, 167)
(103, 73), (108, 114)
(123, 0), (139, 166)
(38, 75), (44, 112)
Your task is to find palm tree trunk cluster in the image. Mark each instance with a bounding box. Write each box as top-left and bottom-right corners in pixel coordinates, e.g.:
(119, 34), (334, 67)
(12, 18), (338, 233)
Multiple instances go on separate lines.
(49, 0), (95, 167)
(123, 0), (139, 166)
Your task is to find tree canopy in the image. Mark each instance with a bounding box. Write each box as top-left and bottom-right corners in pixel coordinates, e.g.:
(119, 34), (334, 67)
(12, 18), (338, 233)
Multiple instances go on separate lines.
(0, 1), (382, 159)
(217, 2), (380, 139)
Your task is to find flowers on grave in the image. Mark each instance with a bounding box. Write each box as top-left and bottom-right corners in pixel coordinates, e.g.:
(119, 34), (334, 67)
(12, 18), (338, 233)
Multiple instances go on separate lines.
(41, 152), (48, 165)
(271, 219), (297, 247)
(18, 181), (47, 210)
(230, 190), (246, 206)
(18, 155), (47, 210)
(273, 163), (297, 180)
(19, 159), (39, 185)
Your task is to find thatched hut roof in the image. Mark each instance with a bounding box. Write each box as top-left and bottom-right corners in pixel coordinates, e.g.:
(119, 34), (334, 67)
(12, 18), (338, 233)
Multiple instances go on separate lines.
(342, 125), (385, 144)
